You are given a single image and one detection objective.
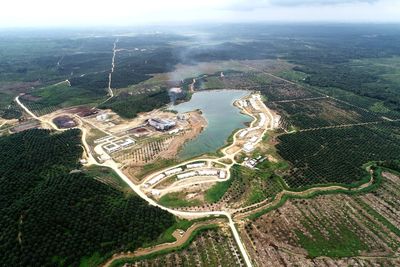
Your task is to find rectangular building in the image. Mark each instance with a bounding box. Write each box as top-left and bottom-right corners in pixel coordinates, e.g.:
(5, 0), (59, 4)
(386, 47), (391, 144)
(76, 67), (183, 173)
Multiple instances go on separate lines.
(164, 167), (183, 176)
(177, 171), (197, 180)
(149, 118), (176, 131)
(186, 162), (206, 169)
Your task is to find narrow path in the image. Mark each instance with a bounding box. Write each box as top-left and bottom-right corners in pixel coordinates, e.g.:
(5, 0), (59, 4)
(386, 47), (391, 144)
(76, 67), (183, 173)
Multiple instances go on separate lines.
(107, 39), (118, 98)
(271, 96), (328, 103)
(297, 119), (400, 133)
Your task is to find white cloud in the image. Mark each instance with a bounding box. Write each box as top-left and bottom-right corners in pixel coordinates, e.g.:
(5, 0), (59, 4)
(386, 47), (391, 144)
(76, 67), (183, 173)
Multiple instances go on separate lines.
(0, 0), (399, 28)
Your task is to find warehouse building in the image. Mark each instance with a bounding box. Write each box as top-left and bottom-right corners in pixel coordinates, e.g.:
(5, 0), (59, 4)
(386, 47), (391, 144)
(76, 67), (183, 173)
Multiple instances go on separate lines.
(177, 171), (197, 180)
(145, 173), (166, 187)
(148, 118), (176, 131)
(164, 167), (183, 176)
(186, 162), (206, 169)
(198, 169), (219, 176)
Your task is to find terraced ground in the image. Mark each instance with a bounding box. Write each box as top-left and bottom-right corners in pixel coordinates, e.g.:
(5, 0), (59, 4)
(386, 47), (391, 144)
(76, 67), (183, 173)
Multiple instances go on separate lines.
(241, 172), (400, 266)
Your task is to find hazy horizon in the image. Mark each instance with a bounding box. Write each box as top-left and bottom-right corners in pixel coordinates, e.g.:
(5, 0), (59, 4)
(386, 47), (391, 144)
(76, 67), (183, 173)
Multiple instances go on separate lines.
(1, 0), (400, 28)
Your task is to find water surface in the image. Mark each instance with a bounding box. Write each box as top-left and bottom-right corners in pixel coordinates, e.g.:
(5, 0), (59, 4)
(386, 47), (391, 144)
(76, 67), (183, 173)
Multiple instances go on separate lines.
(173, 90), (250, 159)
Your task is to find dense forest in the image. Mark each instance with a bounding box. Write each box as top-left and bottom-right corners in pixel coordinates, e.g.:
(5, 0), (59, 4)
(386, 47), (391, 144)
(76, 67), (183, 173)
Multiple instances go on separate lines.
(0, 129), (175, 266)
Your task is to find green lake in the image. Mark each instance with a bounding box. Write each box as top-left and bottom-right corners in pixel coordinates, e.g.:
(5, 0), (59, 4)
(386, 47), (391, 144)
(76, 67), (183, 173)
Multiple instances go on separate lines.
(173, 90), (251, 159)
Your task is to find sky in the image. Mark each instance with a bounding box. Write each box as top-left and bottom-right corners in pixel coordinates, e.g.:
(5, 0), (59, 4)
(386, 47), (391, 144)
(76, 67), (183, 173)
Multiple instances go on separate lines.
(1, 0), (400, 28)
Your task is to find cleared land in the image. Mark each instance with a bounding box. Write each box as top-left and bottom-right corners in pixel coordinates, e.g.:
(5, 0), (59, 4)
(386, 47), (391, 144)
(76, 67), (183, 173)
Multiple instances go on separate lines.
(241, 172), (400, 266)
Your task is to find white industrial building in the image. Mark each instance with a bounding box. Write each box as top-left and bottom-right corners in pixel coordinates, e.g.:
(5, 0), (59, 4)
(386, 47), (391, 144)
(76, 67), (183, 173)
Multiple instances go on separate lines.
(118, 138), (135, 147)
(164, 167), (183, 176)
(103, 138), (135, 153)
(103, 143), (120, 153)
(274, 115), (281, 128)
(177, 171), (197, 180)
(249, 99), (260, 110)
(146, 173), (166, 186)
(186, 162), (206, 169)
(249, 136), (258, 143)
(243, 143), (255, 153)
(149, 118), (176, 131)
(96, 113), (109, 121)
(241, 100), (248, 107)
(239, 130), (248, 138)
(219, 170), (226, 179)
(258, 113), (266, 127)
(94, 135), (114, 144)
(198, 169), (219, 176)
(151, 189), (161, 196)
(177, 113), (187, 120)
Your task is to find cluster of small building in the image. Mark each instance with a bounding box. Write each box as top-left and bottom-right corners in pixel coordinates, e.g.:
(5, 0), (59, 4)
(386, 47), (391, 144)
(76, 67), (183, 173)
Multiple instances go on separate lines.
(237, 94), (270, 153)
(143, 161), (226, 188)
(237, 94), (262, 111)
(243, 155), (266, 169)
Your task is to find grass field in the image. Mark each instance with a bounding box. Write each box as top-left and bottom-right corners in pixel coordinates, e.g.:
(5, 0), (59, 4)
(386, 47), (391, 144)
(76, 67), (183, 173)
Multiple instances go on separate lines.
(158, 192), (202, 208)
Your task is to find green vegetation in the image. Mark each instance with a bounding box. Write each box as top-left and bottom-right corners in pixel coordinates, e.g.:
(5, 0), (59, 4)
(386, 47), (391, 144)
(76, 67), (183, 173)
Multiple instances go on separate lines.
(205, 179), (234, 203)
(277, 122), (400, 187)
(0, 129), (175, 266)
(158, 192), (201, 208)
(150, 219), (195, 245)
(109, 226), (243, 267)
(136, 158), (179, 180)
(83, 165), (131, 193)
(271, 98), (381, 130)
(378, 160), (400, 173)
(354, 197), (400, 237)
(22, 82), (104, 115)
(297, 57), (400, 114)
(248, 166), (383, 220)
(295, 225), (368, 258)
(0, 101), (22, 119)
(212, 164), (284, 207)
(100, 90), (170, 118)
